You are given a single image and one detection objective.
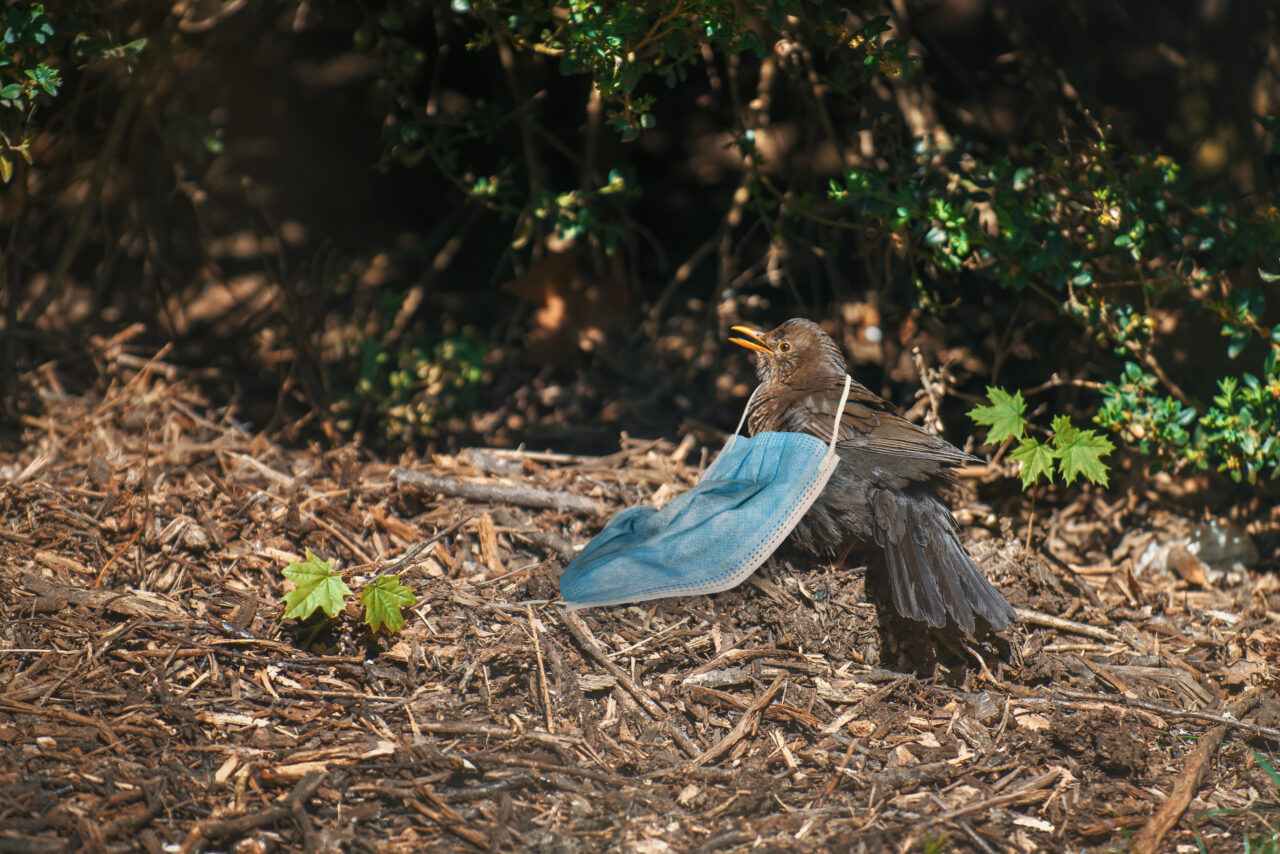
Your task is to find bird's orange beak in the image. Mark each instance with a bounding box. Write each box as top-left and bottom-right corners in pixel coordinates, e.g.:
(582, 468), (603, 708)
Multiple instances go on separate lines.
(729, 325), (772, 355)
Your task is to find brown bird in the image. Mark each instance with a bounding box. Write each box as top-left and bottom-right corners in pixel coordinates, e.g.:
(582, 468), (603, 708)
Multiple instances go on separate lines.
(729, 319), (1015, 634)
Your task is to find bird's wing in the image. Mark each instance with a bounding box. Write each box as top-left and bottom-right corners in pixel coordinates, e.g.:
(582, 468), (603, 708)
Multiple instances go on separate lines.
(871, 488), (1015, 633)
(795, 384), (979, 468)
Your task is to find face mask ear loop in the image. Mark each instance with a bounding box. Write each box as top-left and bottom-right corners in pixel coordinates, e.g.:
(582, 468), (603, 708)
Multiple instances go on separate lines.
(722, 383), (762, 456)
(827, 375), (852, 456)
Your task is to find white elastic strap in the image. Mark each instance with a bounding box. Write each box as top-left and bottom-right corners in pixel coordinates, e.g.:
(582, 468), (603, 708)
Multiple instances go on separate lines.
(722, 383), (762, 456)
(828, 375), (852, 454)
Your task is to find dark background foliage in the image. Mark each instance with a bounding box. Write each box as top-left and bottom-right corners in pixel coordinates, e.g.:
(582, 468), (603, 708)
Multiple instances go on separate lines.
(2, 0), (1277, 487)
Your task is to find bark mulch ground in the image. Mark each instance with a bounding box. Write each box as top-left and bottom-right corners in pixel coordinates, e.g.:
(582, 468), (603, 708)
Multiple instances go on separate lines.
(2, 354), (1279, 853)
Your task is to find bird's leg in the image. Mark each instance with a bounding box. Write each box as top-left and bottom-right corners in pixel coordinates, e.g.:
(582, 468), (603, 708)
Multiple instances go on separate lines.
(832, 539), (860, 572)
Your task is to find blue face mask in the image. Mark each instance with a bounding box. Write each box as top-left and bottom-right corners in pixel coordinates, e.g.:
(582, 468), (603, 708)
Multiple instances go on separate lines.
(559, 375), (852, 609)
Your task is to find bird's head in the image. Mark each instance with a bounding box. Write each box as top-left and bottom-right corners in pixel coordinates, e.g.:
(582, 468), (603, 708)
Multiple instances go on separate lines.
(729, 318), (847, 385)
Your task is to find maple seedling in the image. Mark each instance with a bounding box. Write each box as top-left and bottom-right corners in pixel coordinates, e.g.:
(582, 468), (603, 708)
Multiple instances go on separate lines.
(969, 386), (1114, 490)
(968, 385), (1114, 550)
(282, 550), (418, 638)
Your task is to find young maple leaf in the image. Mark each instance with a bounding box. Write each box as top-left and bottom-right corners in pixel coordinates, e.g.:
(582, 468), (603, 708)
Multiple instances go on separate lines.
(1009, 437), (1055, 489)
(283, 550), (352, 620)
(359, 575), (417, 633)
(1051, 415), (1115, 487)
(968, 386), (1028, 445)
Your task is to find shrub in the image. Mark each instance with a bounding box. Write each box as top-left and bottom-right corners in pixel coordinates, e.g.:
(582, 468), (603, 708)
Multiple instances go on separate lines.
(364, 0), (1278, 481)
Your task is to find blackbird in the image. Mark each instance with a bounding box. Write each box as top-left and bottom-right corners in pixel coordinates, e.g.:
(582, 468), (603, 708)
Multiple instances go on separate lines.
(729, 318), (1015, 634)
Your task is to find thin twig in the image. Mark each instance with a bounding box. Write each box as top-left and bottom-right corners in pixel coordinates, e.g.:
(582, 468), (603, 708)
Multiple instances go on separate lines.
(94, 525), (143, 588)
(411, 719), (583, 748)
(467, 752), (630, 786)
(392, 469), (604, 515)
(1012, 688), (1278, 742)
(528, 605), (554, 733)
(1014, 608), (1118, 642)
(1022, 372), (1107, 395)
(1025, 487), (1036, 552)
(491, 509), (578, 563)
(561, 610), (663, 719)
(561, 610), (701, 757)
(365, 516), (470, 582)
(694, 675), (786, 766)
(409, 789), (489, 849)
(1133, 694), (1262, 854)
(1135, 723), (1227, 853)
(932, 769), (1063, 824)
(177, 770), (324, 854)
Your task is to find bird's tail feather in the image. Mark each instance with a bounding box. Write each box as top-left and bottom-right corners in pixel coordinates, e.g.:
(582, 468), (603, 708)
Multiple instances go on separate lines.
(871, 489), (1015, 634)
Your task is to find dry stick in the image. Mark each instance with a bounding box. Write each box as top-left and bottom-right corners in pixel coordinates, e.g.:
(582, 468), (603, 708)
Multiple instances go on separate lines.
(955, 818), (1003, 854)
(1012, 688), (1280, 742)
(0, 697), (123, 751)
(1132, 693), (1264, 854)
(561, 610), (701, 758)
(177, 770), (324, 854)
(410, 787), (489, 849)
(507, 527), (578, 564)
(391, 468), (604, 516)
(866, 761), (960, 790)
(910, 346), (947, 433)
(309, 511), (373, 565)
(815, 730), (860, 803)
(1022, 372), (1107, 395)
(366, 516), (470, 582)
(561, 611), (662, 719)
(98, 783), (166, 842)
(411, 719), (582, 748)
(468, 752), (630, 786)
(93, 525), (143, 588)
(527, 605), (554, 733)
(467, 447), (602, 465)
(491, 508), (578, 563)
(822, 675), (910, 735)
(1133, 724), (1227, 853)
(694, 675), (787, 767)
(1014, 608), (1119, 643)
(933, 768), (1065, 824)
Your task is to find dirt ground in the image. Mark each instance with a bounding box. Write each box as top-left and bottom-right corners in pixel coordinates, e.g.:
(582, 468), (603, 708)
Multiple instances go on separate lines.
(2, 353), (1279, 854)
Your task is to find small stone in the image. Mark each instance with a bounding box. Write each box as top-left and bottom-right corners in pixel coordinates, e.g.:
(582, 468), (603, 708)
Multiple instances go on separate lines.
(87, 456), (113, 487)
(969, 691), (1002, 724)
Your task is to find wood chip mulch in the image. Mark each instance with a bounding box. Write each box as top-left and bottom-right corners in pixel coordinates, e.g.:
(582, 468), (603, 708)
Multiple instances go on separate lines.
(2, 355), (1279, 853)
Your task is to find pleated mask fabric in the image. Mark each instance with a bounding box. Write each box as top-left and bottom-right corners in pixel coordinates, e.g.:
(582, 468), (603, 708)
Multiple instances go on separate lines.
(558, 375), (852, 609)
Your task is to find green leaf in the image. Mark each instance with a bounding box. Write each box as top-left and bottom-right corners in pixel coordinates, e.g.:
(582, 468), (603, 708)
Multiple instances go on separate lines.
(282, 550), (352, 620)
(1226, 328), (1251, 358)
(1010, 437), (1055, 489)
(968, 386), (1027, 444)
(1050, 415), (1115, 487)
(1259, 267), (1280, 284)
(359, 574), (417, 633)
(0, 83), (20, 99)
(0, 155), (10, 184)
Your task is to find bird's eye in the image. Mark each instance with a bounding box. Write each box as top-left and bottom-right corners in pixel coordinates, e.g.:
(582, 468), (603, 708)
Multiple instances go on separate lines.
(778, 341), (791, 353)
